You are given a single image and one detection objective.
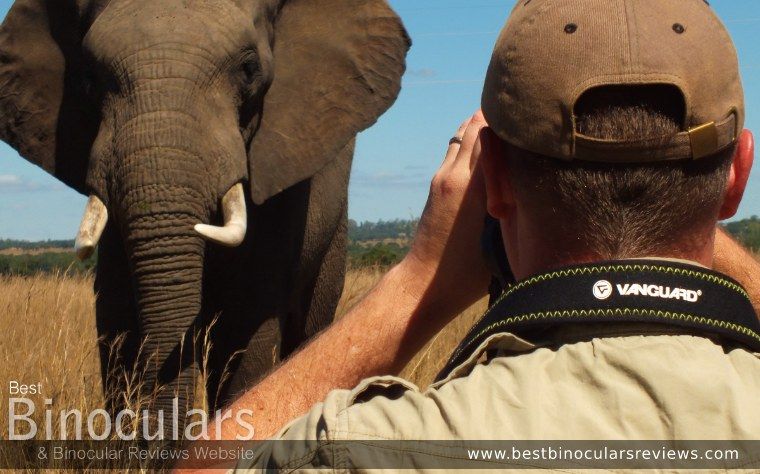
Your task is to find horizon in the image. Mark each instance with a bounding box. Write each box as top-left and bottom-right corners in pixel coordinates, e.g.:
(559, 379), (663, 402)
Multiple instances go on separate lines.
(1, 0), (759, 240)
(3, 215), (760, 246)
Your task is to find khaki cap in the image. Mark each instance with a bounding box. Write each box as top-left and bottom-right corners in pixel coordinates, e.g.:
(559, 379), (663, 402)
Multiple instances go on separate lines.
(482, 0), (744, 163)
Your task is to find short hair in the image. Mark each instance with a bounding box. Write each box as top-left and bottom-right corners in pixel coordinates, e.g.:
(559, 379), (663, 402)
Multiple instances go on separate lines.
(505, 85), (734, 259)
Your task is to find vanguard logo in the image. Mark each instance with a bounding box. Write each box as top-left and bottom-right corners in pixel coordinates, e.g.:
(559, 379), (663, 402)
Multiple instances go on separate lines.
(593, 280), (703, 302)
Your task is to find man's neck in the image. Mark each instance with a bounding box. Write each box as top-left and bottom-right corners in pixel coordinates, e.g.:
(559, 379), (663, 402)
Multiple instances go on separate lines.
(505, 225), (717, 281)
(625, 256), (708, 268)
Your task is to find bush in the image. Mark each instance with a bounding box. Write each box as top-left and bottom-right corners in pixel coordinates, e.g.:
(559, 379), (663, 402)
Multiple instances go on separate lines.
(0, 252), (96, 276)
(348, 243), (408, 268)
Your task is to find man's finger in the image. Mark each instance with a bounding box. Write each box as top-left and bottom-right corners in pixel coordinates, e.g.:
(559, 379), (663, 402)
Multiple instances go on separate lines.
(455, 110), (487, 166)
(440, 119), (469, 172)
(443, 118), (472, 166)
(455, 118), (471, 140)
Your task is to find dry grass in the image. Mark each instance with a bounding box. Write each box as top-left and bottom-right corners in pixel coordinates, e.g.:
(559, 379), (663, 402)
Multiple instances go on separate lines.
(0, 267), (485, 470)
(400, 300), (485, 386)
(0, 271), (107, 470)
(334, 267), (486, 387)
(0, 248), (74, 256)
(0, 271), (104, 414)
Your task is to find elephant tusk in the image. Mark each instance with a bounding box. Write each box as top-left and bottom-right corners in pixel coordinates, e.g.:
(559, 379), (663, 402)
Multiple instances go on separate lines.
(194, 183), (247, 247)
(75, 195), (108, 261)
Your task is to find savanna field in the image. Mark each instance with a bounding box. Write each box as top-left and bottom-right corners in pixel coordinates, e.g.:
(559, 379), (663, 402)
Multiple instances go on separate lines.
(0, 266), (487, 472)
(0, 217), (758, 471)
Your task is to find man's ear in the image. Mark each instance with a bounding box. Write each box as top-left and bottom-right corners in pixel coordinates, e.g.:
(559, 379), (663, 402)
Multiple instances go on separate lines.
(719, 130), (754, 220)
(481, 128), (514, 219)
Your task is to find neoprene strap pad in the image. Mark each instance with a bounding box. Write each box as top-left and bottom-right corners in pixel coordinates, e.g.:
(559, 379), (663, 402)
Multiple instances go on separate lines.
(437, 260), (759, 382)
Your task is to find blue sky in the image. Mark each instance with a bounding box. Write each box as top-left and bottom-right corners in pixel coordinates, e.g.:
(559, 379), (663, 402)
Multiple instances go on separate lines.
(1, 0), (759, 240)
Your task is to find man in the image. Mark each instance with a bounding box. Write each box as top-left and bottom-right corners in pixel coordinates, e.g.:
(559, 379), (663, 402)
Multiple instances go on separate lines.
(182, 0), (760, 470)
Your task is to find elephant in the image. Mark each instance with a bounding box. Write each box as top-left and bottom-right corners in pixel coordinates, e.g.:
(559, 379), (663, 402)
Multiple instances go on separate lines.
(0, 0), (409, 432)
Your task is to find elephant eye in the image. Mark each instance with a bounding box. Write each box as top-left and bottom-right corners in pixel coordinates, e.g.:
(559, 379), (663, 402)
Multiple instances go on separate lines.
(242, 60), (259, 85)
(81, 62), (118, 101)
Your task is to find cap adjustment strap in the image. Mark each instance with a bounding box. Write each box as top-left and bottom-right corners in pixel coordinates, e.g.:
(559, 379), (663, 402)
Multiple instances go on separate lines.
(573, 113), (737, 162)
(688, 121), (719, 160)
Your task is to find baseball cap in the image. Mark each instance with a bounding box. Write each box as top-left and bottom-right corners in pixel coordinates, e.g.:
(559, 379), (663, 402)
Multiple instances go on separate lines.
(482, 0), (744, 163)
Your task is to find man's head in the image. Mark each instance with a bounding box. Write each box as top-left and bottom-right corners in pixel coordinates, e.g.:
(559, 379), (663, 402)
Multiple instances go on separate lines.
(480, 0), (754, 278)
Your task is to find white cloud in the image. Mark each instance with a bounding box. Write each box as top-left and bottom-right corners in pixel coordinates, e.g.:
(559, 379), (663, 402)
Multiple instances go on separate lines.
(0, 174), (21, 185)
(352, 171), (429, 190)
(0, 174), (64, 193)
(407, 68), (437, 79)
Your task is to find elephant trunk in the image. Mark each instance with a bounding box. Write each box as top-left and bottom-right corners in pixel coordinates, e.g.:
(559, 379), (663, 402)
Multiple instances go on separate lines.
(127, 208), (204, 426)
(120, 180), (209, 432)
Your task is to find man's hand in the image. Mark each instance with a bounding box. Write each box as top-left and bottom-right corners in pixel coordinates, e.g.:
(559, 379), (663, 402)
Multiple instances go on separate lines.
(402, 111), (491, 320)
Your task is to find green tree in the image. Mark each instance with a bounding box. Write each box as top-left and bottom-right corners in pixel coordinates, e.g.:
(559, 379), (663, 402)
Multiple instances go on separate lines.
(724, 216), (760, 252)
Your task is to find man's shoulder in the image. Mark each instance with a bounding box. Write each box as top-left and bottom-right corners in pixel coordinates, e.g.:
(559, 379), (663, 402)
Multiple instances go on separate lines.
(237, 334), (759, 471)
(339, 334), (760, 440)
(288, 334), (760, 441)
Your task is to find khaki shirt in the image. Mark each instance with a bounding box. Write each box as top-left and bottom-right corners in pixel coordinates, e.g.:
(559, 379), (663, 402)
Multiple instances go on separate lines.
(239, 324), (760, 472)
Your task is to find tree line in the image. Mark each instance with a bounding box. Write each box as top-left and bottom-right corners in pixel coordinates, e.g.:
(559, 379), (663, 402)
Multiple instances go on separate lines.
(0, 239), (75, 251)
(347, 219), (418, 241)
(1, 217), (758, 275)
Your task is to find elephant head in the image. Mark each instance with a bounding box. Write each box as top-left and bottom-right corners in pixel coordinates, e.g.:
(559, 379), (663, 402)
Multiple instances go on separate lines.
(1, 0), (408, 407)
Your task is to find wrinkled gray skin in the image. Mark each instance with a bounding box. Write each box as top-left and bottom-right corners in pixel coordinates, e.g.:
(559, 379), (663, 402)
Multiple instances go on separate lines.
(0, 0), (409, 429)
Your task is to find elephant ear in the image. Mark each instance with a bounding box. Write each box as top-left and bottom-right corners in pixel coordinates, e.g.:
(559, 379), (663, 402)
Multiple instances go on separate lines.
(247, 0), (410, 204)
(0, 0), (97, 194)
